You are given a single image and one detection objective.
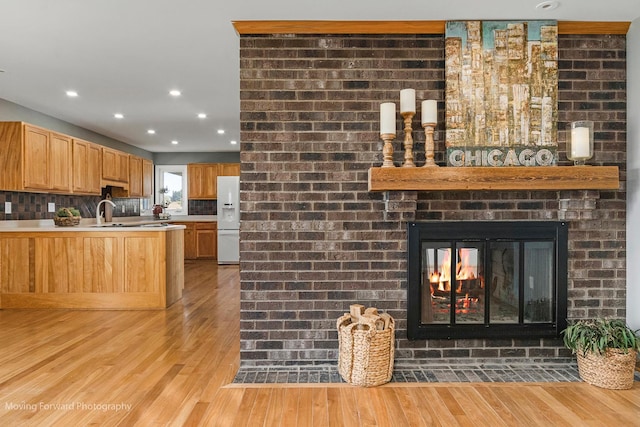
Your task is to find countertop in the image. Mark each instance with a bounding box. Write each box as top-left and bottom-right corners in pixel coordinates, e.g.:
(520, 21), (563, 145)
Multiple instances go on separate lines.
(0, 215), (216, 232)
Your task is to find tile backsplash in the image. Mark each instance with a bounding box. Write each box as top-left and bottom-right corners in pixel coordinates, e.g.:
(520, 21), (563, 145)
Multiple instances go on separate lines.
(0, 190), (141, 221)
(188, 199), (217, 215)
(0, 190), (217, 220)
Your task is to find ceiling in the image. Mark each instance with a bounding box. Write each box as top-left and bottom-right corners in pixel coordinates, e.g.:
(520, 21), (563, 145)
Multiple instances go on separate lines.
(0, 1), (638, 153)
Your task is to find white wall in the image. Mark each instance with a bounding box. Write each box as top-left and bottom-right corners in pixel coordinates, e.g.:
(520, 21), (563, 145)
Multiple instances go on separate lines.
(627, 19), (640, 329)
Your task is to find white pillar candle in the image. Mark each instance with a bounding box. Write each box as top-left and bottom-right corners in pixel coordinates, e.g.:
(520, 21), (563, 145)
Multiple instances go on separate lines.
(400, 89), (416, 114)
(571, 126), (590, 158)
(421, 100), (437, 125)
(380, 102), (396, 135)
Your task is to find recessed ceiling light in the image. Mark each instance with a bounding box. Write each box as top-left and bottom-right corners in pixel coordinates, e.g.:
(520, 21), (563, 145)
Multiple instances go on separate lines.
(114, 113), (124, 119)
(171, 140), (179, 145)
(197, 113), (207, 119)
(169, 89), (181, 97)
(66, 90), (78, 97)
(147, 129), (156, 135)
(535, 1), (560, 11)
(217, 129), (225, 135)
(230, 140), (237, 145)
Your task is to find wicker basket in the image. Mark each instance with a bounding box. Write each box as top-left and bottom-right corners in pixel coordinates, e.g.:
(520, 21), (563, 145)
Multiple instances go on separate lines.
(576, 348), (637, 390)
(53, 208), (81, 227)
(337, 306), (395, 387)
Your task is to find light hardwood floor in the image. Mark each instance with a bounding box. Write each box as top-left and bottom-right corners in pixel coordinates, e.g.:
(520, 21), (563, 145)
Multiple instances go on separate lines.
(0, 261), (638, 426)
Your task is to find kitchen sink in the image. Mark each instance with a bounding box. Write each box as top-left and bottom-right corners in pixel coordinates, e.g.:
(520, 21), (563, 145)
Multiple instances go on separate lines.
(90, 222), (170, 228)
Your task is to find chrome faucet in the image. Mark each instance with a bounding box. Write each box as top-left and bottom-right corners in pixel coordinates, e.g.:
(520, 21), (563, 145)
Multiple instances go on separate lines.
(96, 199), (116, 225)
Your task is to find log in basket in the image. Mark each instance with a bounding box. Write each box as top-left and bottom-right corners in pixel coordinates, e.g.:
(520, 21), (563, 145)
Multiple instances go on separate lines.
(337, 304), (395, 387)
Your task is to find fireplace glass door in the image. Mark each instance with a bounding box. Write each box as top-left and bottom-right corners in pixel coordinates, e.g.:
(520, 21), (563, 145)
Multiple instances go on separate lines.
(408, 222), (567, 339)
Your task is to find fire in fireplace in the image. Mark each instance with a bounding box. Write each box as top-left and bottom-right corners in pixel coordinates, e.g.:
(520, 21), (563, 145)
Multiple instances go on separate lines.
(407, 222), (568, 339)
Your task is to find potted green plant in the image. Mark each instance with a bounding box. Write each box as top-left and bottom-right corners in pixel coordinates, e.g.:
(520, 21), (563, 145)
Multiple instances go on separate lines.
(563, 318), (639, 389)
(53, 207), (82, 226)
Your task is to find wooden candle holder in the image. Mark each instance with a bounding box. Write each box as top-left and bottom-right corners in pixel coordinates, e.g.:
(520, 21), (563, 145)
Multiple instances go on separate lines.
(422, 122), (438, 167)
(401, 112), (416, 167)
(380, 133), (396, 168)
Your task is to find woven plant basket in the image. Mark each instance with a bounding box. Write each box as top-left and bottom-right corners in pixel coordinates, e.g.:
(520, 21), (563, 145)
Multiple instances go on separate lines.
(576, 348), (637, 390)
(337, 310), (395, 387)
(53, 208), (81, 227)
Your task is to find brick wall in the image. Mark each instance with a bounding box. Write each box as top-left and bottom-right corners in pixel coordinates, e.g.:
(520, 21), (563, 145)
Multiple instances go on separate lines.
(239, 33), (626, 367)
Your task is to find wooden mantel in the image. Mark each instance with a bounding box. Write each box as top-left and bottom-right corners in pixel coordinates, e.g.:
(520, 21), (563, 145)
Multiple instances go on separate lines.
(368, 166), (620, 192)
(233, 21), (630, 35)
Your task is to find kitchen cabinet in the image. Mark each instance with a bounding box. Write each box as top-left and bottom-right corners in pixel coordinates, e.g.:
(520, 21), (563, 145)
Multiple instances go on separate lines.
(188, 163), (218, 200)
(0, 228), (184, 309)
(23, 125), (50, 190)
(128, 155), (143, 197)
(0, 122), (72, 193)
(49, 132), (73, 192)
(142, 158), (153, 197)
(196, 222), (217, 259)
(172, 221), (216, 260)
(102, 147), (129, 185)
(218, 163), (240, 176)
(72, 138), (102, 195)
(173, 222), (196, 259)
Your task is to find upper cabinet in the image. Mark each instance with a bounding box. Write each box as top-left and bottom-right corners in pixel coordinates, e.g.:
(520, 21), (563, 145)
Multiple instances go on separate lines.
(218, 163), (240, 176)
(128, 155), (143, 197)
(188, 163), (239, 200)
(142, 158), (153, 197)
(126, 156), (153, 198)
(0, 121), (153, 198)
(72, 138), (102, 195)
(188, 163), (219, 200)
(102, 147), (129, 185)
(0, 122), (73, 193)
(48, 132), (73, 192)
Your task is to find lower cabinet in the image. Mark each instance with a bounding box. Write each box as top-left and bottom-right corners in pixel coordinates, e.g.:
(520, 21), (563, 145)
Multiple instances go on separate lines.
(0, 229), (184, 309)
(196, 222), (217, 259)
(174, 221), (217, 260)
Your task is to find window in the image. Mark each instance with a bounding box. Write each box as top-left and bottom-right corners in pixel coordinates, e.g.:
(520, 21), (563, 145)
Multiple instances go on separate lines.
(155, 165), (188, 215)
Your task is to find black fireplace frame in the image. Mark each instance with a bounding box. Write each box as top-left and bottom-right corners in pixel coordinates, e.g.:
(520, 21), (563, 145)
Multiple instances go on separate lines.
(407, 221), (568, 340)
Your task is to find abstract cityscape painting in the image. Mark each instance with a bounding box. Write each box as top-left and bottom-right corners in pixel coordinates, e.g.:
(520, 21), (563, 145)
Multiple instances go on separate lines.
(445, 21), (558, 166)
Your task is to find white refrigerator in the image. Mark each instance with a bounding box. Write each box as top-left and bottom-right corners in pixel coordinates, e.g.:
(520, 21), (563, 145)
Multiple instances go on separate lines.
(217, 176), (240, 264)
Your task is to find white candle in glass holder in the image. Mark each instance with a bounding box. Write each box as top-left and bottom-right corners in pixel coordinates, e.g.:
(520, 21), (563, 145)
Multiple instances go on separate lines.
(571, 126), (590, 158)
(380, 102), (396, 135)
(421, 100), (437, 125)
(400, 89), (416, 114)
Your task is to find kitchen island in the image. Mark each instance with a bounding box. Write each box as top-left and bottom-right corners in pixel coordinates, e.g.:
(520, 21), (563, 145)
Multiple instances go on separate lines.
(0, 220), (185, 309)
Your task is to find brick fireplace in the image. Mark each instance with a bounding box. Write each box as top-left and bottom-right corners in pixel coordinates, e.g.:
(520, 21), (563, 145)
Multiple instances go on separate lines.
(239, 32), (626, 367)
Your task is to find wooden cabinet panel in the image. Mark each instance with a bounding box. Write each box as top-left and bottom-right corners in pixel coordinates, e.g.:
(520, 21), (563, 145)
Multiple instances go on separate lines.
(129, 155), (143, 197)
(23, 125), (49, 190)
(102, 147), (129, 184)
(196, 222), (217, 259)
(123, 236), (161, 293)
(0, 229), (184, 309)
(188, 163), (218, 199)
(35, 237), (84, 293)
(72, 139), (89, 193)
(142, 158), (153, 197)
(171, 222), (215, 260)
(83, 236), (122, 293)
(72, 139), (102, 195)
(22, 125), (72, 193)
(218, 163), (240, 176)
(173, 222), (196, 260)
(87, 143), (102, 194)
(0, 237), (31, 293)
(187, 164), (202, 198)
(49, 133), (72, 192)
(118, 152), (129, 182)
